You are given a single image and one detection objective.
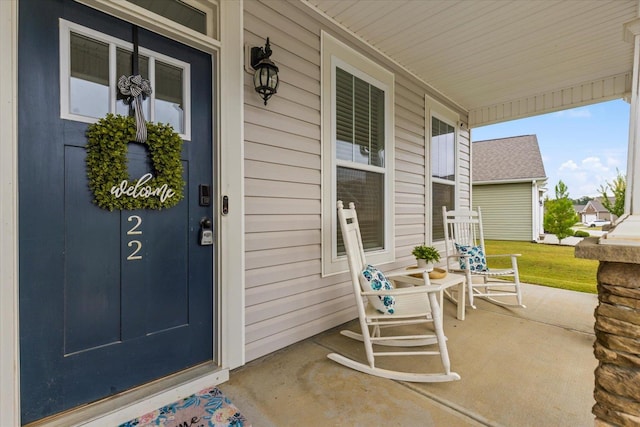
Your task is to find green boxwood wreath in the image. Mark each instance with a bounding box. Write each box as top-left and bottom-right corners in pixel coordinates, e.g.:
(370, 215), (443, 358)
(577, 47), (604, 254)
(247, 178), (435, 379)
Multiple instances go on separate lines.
(86, 114), (185, 210)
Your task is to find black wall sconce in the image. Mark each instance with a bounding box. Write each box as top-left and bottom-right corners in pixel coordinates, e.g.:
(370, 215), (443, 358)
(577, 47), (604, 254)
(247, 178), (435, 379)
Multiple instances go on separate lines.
(251, 37), (279, 105)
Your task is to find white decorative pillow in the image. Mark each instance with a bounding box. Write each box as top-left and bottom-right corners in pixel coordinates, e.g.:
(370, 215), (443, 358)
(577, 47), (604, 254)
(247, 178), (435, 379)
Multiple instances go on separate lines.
(455, 244), (489, 272)
(359, 264), (395, 314)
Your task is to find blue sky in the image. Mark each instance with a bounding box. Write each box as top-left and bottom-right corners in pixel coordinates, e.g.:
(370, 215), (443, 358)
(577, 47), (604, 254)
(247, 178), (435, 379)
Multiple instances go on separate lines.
(471, 99), (630, 199)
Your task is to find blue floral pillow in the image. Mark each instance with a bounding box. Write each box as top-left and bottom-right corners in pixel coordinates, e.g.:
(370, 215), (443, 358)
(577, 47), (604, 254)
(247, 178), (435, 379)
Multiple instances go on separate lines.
(455, 244), (489, 272)
(360, 264), (395, 314)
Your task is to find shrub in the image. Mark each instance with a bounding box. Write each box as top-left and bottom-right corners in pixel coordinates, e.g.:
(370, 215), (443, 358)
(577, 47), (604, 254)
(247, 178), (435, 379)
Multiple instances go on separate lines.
(574, 230), (590, 238)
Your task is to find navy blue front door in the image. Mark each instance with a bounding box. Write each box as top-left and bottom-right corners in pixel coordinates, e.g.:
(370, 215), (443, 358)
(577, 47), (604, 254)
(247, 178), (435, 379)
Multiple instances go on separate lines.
(18, 1), (215, 423)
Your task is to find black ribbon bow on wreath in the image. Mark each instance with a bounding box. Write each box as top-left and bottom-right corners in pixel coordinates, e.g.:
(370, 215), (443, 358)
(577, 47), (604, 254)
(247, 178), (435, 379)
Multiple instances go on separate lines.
(118, 74), (152, 143)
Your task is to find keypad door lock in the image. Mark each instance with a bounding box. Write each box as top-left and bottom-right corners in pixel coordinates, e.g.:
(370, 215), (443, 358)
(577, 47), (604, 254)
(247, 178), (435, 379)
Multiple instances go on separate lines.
(199, 217), (213, 246)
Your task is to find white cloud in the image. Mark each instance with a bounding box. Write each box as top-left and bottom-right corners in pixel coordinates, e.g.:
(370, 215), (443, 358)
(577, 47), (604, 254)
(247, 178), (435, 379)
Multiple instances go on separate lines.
(559, 160), (578, 171)
(553, 155), (625, 197)
(555, 108), (592, 118)
(581, 156), (609, 173)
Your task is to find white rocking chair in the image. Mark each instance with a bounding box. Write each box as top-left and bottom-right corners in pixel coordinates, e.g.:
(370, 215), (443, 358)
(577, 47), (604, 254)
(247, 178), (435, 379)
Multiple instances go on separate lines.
(326, 201), (460, 383)
(442, 206), (525, 309)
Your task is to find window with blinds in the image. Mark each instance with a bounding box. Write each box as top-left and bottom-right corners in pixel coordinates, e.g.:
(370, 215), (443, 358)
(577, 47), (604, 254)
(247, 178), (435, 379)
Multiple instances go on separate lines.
(321, 31), (394, 276)
(335, 67), (386, 254)
(431, 116), (456, 240)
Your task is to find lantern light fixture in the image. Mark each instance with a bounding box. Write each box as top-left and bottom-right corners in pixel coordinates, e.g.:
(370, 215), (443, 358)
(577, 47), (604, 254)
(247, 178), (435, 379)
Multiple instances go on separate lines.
(251, 37), (279, 105)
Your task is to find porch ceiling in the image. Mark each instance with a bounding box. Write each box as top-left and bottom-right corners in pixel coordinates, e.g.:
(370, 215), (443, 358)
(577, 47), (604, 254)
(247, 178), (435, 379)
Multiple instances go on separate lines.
(305, 0), (638, 127)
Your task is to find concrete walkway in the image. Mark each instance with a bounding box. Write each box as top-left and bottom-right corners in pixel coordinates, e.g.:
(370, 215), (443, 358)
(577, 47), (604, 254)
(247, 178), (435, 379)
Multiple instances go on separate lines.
(539, 228), (606, 246)
(220, 284), (598, 426)
(539, 234), (585, 246)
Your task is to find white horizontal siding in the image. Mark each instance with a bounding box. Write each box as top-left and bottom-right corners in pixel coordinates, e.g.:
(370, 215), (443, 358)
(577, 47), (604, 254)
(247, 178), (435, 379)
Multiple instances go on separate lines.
(243, 0), (471, 362)
(394, 78), (427, 266)
(458, 127), (471, 208)
(473, 183), (533, 241)
(244, 0), (344, 363)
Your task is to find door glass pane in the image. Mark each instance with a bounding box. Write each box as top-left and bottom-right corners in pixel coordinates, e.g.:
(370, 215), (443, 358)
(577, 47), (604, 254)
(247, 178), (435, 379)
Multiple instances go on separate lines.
(336, 166), (384, 254)
(155, 61), (184, 133)
(69, 33), (109, 118)
(115, 47), (150, 119)
(432, 182), (455, 241)
(431, 117), (455, 180)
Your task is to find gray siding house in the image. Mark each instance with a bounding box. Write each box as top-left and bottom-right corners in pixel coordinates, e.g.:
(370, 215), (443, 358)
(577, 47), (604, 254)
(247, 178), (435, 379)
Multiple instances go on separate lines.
(472, 135), (547, 241)
(578, 197), (619, 223)
(3, 1), (640, 425)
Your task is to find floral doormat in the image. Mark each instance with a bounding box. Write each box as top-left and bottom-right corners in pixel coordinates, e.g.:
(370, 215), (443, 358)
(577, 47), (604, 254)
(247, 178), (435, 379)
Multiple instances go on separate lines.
(120, 387), (250, 427)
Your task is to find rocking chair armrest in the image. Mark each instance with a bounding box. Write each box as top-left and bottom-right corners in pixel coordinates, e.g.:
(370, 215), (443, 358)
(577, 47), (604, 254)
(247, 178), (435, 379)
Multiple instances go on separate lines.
(361, 285), (446, 297)
(485, 253), (521, 258)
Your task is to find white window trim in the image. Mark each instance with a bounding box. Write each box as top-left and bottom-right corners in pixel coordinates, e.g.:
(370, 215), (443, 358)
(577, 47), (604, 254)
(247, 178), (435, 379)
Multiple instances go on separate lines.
(426, 96), (460, 244)
(59, 19), (192, 140)
(321, 31), (395, 276)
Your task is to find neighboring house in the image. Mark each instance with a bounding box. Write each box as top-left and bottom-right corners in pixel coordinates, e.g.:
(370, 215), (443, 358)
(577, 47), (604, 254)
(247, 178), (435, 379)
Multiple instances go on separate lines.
(472, 135), (547, 241)
(2, 1), (640, 425)
(577, 197), (618, 223)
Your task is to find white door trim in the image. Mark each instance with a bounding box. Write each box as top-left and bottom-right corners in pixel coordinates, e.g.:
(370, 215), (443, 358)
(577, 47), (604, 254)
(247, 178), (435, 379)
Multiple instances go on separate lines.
(0, 0), (19, 424)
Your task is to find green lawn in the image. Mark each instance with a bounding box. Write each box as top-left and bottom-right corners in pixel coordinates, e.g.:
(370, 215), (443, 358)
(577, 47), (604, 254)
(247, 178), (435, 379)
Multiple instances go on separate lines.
(483, 240), (598, 294)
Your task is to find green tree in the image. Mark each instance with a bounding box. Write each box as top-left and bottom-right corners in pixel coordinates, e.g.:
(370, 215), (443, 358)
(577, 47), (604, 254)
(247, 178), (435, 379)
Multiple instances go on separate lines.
(572, 195), (593, 205)
(544, 180), (579, 244)
(599, 169), (626, 218)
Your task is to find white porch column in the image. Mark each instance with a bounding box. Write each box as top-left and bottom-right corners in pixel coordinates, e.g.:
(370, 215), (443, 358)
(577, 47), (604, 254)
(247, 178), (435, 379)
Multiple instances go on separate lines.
(599, 16), (640, 245)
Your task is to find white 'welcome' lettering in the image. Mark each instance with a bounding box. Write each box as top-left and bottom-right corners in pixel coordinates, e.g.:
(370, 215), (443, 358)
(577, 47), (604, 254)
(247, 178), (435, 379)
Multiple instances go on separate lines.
(111, 173), (176, 203)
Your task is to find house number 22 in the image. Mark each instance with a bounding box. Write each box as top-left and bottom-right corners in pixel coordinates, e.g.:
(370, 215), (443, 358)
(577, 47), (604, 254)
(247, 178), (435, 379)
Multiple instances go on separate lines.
(126, 215), (143, 261)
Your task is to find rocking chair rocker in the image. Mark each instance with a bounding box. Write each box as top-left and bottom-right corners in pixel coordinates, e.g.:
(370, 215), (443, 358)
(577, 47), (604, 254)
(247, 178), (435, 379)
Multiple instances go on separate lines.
(442, 206), (525, 309)
(326, 201), (460, 383)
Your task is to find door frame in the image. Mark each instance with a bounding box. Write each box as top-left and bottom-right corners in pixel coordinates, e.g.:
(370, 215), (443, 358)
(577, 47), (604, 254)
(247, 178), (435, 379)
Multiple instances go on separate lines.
(0, 0), (244, 425)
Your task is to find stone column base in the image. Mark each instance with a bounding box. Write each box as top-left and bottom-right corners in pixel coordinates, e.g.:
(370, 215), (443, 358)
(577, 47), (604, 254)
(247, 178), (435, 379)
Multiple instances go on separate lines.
(576, 239), (640, 426)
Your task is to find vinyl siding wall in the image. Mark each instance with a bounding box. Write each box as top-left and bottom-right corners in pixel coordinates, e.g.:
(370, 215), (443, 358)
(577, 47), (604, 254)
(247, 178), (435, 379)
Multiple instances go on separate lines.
(243, 0), (471, 361)
(473, 183), (533, 241)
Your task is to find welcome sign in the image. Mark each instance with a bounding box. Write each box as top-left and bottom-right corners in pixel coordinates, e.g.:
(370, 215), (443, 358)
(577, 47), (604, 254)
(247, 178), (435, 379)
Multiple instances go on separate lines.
(111, 173), (176, 204)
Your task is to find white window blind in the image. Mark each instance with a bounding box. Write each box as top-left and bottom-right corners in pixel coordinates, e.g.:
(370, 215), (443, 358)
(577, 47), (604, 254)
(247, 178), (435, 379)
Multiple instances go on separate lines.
(335, 67), (386, 254)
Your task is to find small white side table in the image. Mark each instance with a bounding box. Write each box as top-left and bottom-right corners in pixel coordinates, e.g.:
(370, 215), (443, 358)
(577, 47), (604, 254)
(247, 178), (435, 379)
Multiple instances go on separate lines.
(385, 267), (466, 321)
(430, 272), (466, 321)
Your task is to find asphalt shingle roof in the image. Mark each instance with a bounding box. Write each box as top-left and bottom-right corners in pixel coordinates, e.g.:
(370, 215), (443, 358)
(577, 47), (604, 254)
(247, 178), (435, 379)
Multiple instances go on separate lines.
(472, 135), (547, 183)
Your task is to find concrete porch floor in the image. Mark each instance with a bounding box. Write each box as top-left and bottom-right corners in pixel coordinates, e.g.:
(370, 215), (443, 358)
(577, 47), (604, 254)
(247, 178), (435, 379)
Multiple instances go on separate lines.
(220, 283), (598, 426)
